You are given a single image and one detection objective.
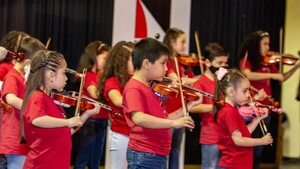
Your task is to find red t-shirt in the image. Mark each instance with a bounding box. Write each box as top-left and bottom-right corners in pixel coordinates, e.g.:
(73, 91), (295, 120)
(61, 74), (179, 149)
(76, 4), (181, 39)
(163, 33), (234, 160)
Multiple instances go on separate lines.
(239, 58), (278, 95)
(23, 90), (71, 169)
(104, 76), (129, 135)
(83, 70), (108, 119)
(0, 68), (27, 155)
(216, 103), (253, 169)
(193, 74), (219, 144)
(123, 78), (171, 156)
(0, 61), (14, 81)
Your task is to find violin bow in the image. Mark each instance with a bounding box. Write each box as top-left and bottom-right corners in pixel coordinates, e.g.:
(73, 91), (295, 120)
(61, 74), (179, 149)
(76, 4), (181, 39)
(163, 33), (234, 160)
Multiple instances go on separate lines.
(173, 56), (189, 117)
(74, 68), (87, 117)
(194, 31), (204, 74)
(45, 37), (52, 49)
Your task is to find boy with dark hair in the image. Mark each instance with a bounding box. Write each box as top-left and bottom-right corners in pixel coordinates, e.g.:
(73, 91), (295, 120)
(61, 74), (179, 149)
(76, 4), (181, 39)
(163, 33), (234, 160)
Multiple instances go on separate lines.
(190, 42), (229, 169)
(123, 38), (200, 169)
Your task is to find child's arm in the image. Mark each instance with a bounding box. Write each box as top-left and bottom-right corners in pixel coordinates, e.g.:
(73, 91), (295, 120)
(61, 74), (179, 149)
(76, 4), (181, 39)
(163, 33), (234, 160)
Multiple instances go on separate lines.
(5, 93), (22, 110)
(108, 89), (122, 107)
(231, 130), (273, 147)
(79, 103), (101, 123)
(247, 108), (269, 133)
(189, 103), (213, 113)
(87, 85), (99, 99)
(241, 68), (284, 81)
(32, 116), (82, 128)
(131, 111), (194, 129)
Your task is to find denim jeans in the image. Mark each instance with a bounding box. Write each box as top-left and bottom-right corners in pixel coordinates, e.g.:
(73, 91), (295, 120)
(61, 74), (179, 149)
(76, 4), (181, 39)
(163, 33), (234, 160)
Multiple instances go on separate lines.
(6, 155), (25, 169)
(0, 155), (7, 169)
(107, 130), (129, 169)
(169, 128), (184, 169)
(73, 118), (107, 169)
(127, 149), (167, 169)
(201, 144), (220, 169)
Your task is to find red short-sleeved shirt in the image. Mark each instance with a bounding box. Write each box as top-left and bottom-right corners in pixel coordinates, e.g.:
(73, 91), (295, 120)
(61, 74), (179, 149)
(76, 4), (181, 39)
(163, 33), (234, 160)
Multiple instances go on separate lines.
(216, 103), (253, 169)
(23, 90), (71, 169)
(0, 68), (27, 155)
(193, 74), (219, 144)
(83, 70), (108, 119)
(104, 76), (129, 135)
(0, 61), (14, 81)
(123, 78), (171, 156)
(239, 58), (278, 95)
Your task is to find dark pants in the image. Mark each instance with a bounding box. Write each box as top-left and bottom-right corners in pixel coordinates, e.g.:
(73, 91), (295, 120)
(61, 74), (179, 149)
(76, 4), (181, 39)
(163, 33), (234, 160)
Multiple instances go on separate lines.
(127, 148), (167, 169)
(0, 155), (7, 169)
(72, 118), (107, 169)
(169, 128), (184, 169)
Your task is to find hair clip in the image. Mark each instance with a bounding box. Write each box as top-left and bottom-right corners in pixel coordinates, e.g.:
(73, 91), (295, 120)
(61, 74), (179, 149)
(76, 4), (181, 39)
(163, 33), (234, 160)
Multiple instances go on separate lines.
(122, 45), (133, 52)
(215, 67), (228, 80)
(259, 32), (269, 37)
(98, 43), (105, 51)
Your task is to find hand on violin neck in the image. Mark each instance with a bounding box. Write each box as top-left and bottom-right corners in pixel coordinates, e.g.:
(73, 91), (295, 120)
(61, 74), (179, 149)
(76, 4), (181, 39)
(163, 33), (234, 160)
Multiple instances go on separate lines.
(66, 116), (82, 128)
(270, 73), (284, 81)
(83, 103), (101, 116)
(171, 116), (195, 129)
(253, 89), (267, 101)
(186, 93), (203, 111)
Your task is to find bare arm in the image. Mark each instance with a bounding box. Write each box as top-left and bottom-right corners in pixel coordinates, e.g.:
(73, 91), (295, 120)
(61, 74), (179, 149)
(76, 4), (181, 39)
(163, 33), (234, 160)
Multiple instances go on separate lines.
(87, 85), (99, 99)
(283, 62), (300, 81)
(5, 94), (23, 110)
(189, 104), (213, 113)
(241, 68), (283, 81)
(108, 89), (122, 107)
(231, 130), (273, 147)
(32, 116), (82, 128)
(131, 111), (194, 129)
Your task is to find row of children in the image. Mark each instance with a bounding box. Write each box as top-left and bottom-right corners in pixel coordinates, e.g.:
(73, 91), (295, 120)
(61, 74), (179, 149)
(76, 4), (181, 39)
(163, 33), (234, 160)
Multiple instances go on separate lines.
(0, 28), (299, 169)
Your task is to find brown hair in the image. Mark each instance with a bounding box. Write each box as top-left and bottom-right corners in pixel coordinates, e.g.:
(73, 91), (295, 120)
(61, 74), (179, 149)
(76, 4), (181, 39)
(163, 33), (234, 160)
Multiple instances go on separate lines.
(163, 28), (185, 52)
(98, 41), (134, 103)
(77, 41), (110, 73)
(213, 69), (247, 121)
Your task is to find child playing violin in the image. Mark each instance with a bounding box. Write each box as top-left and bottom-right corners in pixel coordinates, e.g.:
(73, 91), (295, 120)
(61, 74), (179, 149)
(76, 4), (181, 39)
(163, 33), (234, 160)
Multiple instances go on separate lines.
(190, 42), (229, 169)
(72, 41), (110, 169)
(0, 37), (45, 169)
(238, 30), (300, 169)
(98, 41), (134, 169)
(22, 50), (100, 169)
(163, 27), (199, 169)
(214, 68), (273, 169)
(123, 38), (201, 169)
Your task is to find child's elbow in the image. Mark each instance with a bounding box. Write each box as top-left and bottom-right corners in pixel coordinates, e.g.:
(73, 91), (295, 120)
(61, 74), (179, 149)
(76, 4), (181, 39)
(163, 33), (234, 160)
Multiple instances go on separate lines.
(131, 112), (145, 125)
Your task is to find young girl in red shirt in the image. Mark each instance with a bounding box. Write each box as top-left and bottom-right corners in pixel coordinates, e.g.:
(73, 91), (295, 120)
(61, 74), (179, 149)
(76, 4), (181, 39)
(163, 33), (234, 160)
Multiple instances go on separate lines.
(98, 41), (134, 169)
(162, 27), (198, 169)
(73, 41), (110, 169)
(22, 50), (100, 169)
(0, 37), (45, 169)
(123, 38), (201, 169)
(213, 68), (273, 169)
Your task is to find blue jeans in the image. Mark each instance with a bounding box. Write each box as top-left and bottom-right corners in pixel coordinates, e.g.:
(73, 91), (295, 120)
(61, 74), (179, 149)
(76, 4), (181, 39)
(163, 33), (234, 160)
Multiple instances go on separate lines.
(169, 128), (184, 169)
(6, 155), (25, 169)
(73, 118), (107, 169)
(127, 149), (167, 169)
(0, 155), (7, 169)
(201, 144), (220, 169)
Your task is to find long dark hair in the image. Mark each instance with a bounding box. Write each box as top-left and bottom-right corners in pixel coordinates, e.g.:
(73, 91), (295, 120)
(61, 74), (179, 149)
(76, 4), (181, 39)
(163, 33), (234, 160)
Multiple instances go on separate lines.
(17, 37), (46, 61)
(213, 69), (247, 121)
(98, 41), (134, 103)
(238, 30), (270, 71)
(0, 30), (29, 53)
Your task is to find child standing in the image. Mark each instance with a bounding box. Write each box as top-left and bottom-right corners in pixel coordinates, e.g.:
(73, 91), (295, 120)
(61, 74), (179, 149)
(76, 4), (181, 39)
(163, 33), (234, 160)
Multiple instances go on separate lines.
(123, 38), (200, 169)
(0, 37), (45, 169)
(163, 28), (198, 169)
(190, 43), (228, 169)
(98, 41), (134, 169)
(22, 50), (100, 169)
(213, 68), (273, 169)
(73, 41), (110, 169)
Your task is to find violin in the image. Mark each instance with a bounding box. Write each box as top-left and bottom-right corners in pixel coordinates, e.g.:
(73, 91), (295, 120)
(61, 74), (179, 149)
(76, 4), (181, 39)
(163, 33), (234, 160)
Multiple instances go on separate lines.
(262, 51), (299, 66)
(177, 54), (202, 67)
(0, 99), (13, 113)
(250, 86), (280, 108)
(51, 91), (112, 112)
(152, 81), (199, 101)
